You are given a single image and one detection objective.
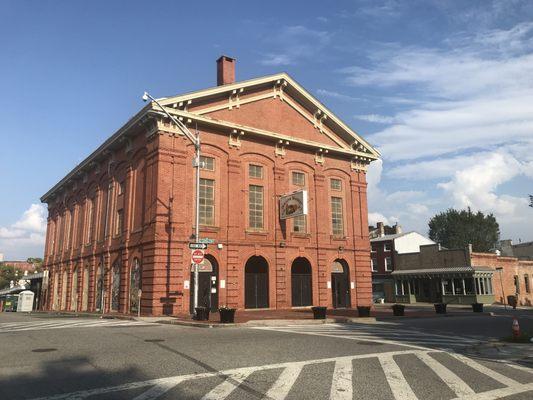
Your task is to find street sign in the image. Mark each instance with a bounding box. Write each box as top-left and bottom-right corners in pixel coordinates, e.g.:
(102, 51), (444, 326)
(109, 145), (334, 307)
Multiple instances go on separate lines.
(198, 238), (215, 244)
(188, 243), (208, 250)
(191, 249), (205, 264)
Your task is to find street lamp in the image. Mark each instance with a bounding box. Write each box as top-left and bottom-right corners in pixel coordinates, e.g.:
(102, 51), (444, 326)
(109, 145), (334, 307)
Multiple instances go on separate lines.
(142, 92), (202, 317)
(495, 267), (506, 310)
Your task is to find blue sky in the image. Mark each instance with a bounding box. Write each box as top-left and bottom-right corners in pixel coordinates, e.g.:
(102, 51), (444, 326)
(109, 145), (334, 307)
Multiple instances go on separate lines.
(1, 0), (533, 259)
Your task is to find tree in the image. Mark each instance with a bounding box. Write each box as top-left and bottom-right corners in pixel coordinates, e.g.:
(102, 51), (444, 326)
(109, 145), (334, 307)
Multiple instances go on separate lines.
(529, 194), (533, 208)
(27, 257), (43, 271)
(0, 264), (24, 290)
(428, 208), (500, 252)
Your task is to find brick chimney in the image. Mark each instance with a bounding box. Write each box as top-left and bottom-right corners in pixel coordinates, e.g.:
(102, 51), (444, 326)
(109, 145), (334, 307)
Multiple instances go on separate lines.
(217, 55), (236, 86)
(377, 222), (385, 237)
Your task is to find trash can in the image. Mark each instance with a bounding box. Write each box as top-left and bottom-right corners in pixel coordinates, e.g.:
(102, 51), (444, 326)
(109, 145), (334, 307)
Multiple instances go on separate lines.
(311, 306), (327, 319)
(194, 307), (209, 321)
(471, 303), (483, 313)
(434, 303), (447, 314)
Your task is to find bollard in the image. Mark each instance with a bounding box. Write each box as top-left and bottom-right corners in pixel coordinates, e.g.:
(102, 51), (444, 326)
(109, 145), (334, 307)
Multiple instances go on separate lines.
(512, 317), (520, 338)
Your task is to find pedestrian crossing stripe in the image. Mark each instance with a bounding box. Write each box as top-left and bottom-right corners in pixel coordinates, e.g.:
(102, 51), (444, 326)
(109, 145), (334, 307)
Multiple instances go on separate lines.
(0, 319), (154, 333)
(253, 324), (486, 351)
(28, 349), (533, 400)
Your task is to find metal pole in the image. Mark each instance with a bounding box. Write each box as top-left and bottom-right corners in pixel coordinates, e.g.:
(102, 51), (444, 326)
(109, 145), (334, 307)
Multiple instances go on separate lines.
(193, 130), (201, 316)
(499, 269), (507, 310)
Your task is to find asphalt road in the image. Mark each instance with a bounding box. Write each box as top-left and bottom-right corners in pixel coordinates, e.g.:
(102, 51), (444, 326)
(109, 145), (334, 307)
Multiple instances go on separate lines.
(0, 310), (532, 400)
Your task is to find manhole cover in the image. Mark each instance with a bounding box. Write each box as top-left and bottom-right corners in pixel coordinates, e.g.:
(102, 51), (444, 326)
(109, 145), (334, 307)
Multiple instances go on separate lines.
(32, 348), (57, 353)
(144, 339), (165, 343)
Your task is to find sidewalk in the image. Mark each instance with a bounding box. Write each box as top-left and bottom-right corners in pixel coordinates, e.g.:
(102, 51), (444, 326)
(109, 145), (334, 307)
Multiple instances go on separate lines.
(135, 305), (494, 328)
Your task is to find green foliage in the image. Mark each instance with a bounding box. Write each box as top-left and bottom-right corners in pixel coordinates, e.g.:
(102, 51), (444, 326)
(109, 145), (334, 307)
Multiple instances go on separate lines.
(428, 208), (500, 252)
(0, 264), (24, 290)
(27, 257), (43, 271)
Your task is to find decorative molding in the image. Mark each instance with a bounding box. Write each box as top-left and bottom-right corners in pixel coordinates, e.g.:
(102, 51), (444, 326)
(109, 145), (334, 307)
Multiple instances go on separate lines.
(315, 148), (328, 165)
(229, 129), (244, 148)
(351, 155), (371, 172)
(275, 139), (289, 158)
(273, 79), (287, 100)
(229, 88), (244, 110)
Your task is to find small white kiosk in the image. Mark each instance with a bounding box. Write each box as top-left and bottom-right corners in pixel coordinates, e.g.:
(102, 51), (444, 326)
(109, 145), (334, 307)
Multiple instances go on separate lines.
(16, 290), (35, 312)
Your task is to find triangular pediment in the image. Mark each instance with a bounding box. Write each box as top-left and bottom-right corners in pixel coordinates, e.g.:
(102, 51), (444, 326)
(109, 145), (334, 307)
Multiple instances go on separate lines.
(159, 73), (380, 159)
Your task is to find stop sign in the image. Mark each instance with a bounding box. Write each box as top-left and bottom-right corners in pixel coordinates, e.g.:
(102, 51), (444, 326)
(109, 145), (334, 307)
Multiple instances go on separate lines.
(191, 249), (205, 264)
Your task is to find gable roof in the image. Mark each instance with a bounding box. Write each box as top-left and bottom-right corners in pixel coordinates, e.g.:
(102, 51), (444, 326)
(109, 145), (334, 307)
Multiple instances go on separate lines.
(158, 72), (380, 159)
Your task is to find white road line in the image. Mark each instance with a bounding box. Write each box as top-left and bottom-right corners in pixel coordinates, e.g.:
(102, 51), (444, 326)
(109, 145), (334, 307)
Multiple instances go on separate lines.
(131, 378), (186, 400)
(379, 355), (418, 400)
(30, 349), (417, 400)
(450, 382), (533, 400)
(330, 358), (353, 400)
(200, 369), (254, 400)
(503, 362), (533, 374)
(415, 352), (475, 397)
(254, 327), (432, 351)
(264, 365), (303, 400)
(450, 353), (520, 387)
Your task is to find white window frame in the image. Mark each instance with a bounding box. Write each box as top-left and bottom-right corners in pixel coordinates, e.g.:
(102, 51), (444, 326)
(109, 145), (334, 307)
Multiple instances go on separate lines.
(385, 257), (392, 271)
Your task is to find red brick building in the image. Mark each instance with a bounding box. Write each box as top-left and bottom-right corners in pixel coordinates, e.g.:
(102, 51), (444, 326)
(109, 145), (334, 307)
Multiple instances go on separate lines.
(40, 57), (380, 316)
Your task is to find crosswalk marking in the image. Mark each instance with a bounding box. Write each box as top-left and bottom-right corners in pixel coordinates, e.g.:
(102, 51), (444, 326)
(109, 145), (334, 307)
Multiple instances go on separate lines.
(264, 365), (303, 400)
(253, 324), (485, 350)
(449, 353), (520, 387)
(0, 318), (154, 333)
(379, 355), (418, 400)
(29, 348), (533, 400)
(201, 370), (255, 400)
(330, 358), (353, 400)
(416, 352), (475, 397)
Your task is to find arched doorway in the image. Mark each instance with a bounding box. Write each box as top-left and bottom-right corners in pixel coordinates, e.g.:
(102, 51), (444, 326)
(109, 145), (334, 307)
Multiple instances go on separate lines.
(129, 258), (141, 314)
(60, 269), (68, 310)
(70, 267), (78, 311)
(111, 261), (120, 312)
(245, 256), (269, 309)
(291, 257), (312, 307)
(190, 256), (219, 313)
(82, 266), (89, 311)
(331, 259), (351, 308)
(95, 264), (103, 312)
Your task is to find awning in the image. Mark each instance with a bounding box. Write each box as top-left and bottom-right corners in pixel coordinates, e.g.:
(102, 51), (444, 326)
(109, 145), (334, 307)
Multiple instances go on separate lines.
(0, 285), (27, 296)
(391, 266), (494, 277)
(22, 272), (44, 280)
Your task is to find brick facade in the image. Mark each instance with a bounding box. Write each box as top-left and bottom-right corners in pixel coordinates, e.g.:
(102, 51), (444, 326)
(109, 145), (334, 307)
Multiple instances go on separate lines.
(41, 59), (379, 316)
(471, 252), (533, 306)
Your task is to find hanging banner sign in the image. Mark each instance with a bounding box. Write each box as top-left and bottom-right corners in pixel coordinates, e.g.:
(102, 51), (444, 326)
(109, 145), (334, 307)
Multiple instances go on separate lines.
(280, 190), (308, 219)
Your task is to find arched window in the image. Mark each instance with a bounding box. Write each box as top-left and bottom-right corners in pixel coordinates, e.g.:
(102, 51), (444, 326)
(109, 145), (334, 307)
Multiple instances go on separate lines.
(70, 267), (78, 311)
(111, 261), (121, 312)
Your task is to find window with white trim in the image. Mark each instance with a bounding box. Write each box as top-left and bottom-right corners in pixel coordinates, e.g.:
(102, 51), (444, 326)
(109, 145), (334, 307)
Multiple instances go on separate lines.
(199, 178), (215, 226)
(385, 257), (392, 271)
(371, 258), (378, 272)
(331, 197), (344, 235)
(249, 185), (264, 229)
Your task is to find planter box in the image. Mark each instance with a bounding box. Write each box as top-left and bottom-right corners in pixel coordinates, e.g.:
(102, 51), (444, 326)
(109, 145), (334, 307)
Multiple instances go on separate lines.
(434, 303), (447, 314)
(194, 307), (209, 321)
(471, 303), (483, 313)
(357, 306), (371, 317)
(311, 306), (327, 320)
(392, 304), (405, 316)
(219, 308), (236, 323)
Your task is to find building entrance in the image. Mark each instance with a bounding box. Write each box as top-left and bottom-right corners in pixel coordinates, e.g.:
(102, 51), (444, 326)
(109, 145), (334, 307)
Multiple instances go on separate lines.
(291, 257), (312, 307)
(190, 256), (219, 313)
(332, 260), (351, 308)
(245, 256), (269, 309)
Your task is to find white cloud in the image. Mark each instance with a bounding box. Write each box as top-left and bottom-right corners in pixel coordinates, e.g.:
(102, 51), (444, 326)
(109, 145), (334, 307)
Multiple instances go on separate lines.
(355, 114), (397, 124)
(350, 22), (533, 242)
(260, 25), (331, 66)
(0, 204), (46, 259)
(316, 89), (363, 102)
(368, 212), (391, 226)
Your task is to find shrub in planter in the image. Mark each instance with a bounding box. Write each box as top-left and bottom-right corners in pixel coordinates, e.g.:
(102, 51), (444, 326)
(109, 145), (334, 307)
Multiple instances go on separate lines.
(218, 306), (236, 323)
(434, 303), (447, 314)
(392, 304), (405, 316)
(194, 307), (209, 321)
(357, 306), (371, 317)
(471, 303), (483, 313)
(311, 306), (327, 319)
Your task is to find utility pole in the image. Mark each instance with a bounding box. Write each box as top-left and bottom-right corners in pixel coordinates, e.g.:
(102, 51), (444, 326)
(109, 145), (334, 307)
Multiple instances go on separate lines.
(142, 92), (201, 317)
